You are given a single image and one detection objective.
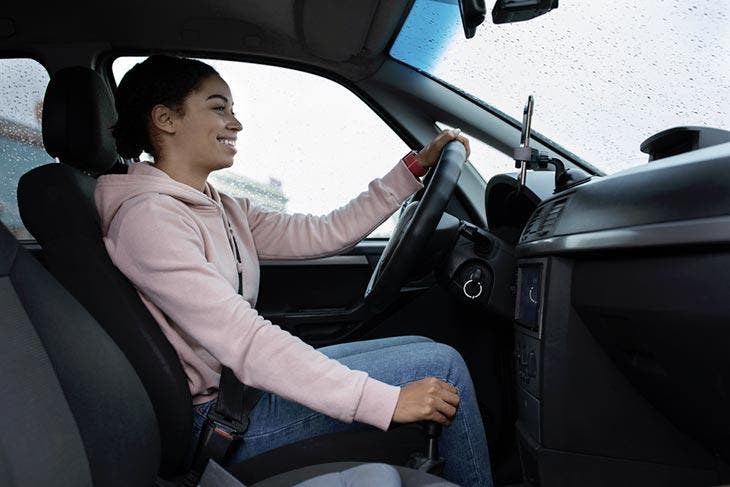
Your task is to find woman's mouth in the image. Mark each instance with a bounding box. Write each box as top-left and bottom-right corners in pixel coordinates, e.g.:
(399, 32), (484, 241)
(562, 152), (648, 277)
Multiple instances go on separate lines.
(217, 137), (237, 151)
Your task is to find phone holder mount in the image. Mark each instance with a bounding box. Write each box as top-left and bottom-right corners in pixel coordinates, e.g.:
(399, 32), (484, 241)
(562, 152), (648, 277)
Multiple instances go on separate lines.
(513, 95), (590, 193)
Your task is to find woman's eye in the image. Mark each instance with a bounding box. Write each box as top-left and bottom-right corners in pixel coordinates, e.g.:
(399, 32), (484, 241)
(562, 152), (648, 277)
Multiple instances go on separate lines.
(214, 106), (226, 112)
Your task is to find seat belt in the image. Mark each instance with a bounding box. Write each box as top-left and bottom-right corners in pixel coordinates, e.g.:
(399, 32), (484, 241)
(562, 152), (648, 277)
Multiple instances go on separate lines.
(191, 369), (263, 475)
(185, 220), (264, 485)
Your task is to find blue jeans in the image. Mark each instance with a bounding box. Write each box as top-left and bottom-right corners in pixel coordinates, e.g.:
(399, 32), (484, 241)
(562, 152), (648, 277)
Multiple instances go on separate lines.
(192, 336), (493, 486)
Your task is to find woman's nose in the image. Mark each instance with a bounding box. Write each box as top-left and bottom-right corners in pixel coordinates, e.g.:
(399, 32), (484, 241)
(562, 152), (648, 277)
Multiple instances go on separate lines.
(228, 115), (243, 132)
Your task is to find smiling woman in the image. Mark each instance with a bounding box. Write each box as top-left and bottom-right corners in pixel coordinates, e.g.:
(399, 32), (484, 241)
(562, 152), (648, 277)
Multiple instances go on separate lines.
(146, 75), (243, 190)
(96, 55), (493, 486)
(113, 56), (220, 161)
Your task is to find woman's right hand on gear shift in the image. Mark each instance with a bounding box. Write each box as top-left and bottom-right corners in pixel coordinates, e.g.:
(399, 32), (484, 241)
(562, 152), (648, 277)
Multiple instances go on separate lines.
(392, 377), (460, 426)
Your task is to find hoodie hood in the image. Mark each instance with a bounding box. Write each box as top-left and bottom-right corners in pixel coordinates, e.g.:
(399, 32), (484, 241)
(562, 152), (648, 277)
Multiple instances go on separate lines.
(95, 162), (224, 235)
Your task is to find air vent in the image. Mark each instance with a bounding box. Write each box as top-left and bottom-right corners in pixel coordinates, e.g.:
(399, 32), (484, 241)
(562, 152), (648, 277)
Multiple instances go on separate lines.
(520, 197), (569, 243)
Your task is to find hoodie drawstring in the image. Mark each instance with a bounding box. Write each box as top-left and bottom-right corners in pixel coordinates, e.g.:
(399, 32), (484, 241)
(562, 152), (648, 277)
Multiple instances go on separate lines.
(224, 215), (243, 295)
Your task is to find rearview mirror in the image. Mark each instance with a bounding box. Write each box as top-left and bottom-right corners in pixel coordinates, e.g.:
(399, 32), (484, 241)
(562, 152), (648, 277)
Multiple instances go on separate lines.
(459, 0), (486, 39)
(492, 0), (559, 24)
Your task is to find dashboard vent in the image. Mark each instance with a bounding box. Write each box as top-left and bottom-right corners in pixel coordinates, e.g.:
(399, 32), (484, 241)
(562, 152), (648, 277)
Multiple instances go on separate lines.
(520, 197), (569, 243)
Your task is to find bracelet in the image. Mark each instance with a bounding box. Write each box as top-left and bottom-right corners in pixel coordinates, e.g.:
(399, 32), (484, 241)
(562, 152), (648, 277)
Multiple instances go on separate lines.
(402, 150), (428, 177)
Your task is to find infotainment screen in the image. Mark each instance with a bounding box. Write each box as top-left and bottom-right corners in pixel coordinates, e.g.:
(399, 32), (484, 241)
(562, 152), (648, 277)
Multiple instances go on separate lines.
(516, 264), (543, 332)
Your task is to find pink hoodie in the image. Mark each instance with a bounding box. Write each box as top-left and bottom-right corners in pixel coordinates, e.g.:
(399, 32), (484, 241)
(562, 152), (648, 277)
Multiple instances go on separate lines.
(94, 160), (423, 431)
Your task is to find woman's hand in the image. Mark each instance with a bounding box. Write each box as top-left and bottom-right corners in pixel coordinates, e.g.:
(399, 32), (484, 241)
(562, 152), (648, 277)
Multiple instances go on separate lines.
(415, 128), (471, 171)
(392, 377), (460, 426)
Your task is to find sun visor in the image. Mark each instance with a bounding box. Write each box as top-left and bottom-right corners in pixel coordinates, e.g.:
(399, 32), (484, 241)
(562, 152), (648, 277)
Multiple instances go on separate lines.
(297, 0), (380, 61)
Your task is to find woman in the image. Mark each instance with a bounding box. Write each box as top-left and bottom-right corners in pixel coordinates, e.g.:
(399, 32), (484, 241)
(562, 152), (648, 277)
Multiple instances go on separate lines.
(95, 55), (492, 486)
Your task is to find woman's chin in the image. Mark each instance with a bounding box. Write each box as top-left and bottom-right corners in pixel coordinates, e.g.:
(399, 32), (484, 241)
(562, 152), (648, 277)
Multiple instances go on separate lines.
(224, 158), (236, 169)
(212, 158), (236, 171)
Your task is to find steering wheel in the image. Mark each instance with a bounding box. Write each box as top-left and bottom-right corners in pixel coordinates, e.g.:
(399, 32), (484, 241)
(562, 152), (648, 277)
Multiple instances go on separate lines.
(364, 141), (467, 313)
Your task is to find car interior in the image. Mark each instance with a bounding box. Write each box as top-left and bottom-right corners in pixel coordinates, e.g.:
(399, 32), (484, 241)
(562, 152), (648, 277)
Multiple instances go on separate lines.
(1, 0), (729, 486)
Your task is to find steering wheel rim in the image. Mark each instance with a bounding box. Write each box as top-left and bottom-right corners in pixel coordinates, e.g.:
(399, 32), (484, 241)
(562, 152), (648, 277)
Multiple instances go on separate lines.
(364, 140), (467, 313)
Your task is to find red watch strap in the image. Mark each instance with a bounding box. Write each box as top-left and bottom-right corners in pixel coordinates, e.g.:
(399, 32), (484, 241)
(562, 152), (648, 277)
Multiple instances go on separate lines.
(402, 150), (427, 177)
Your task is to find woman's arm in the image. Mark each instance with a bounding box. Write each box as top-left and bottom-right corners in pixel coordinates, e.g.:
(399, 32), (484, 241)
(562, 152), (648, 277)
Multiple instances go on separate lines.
(104, 195), (400, 430)
(242, 160), (423, 260)
(242, 129), (470, 260)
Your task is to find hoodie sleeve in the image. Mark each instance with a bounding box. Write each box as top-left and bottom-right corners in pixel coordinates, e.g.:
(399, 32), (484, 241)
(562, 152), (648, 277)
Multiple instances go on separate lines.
(104, 195), (400, 430)
(244, 160), (423, 260)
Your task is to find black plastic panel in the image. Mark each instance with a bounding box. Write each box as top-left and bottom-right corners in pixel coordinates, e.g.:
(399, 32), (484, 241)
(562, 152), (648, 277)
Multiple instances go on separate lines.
(573, 252), (730, 463)
(536, 258), (717, 471)
(517, 388), (541, 443)
(515, 331), (540, 398)
(516, 420), (720, 487)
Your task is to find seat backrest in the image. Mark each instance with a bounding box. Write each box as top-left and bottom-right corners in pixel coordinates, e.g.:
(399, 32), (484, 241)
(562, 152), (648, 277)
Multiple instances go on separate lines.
(0, 222), (159, 487)
(17, 66), (193, 476)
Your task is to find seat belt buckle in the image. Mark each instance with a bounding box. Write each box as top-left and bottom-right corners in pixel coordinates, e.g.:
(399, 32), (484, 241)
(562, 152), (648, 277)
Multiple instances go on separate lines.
(192, 411), (249, 473)
(206, 410), (249, 440)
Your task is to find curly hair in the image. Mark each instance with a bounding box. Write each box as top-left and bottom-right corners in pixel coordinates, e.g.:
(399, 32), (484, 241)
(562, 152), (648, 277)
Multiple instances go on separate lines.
(112, 55), (219, 159)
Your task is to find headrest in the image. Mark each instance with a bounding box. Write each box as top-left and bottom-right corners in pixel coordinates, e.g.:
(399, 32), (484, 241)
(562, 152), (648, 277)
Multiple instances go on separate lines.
(42, 67), (118, 175)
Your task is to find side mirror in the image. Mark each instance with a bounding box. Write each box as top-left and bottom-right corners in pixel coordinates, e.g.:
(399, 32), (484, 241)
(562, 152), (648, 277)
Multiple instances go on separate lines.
(492, 0), (559, 24)
(459, 0), (486, 39)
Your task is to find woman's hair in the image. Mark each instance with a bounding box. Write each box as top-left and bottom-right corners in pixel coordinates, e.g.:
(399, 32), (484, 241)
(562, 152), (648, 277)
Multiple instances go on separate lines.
(112, 55), (219, 159)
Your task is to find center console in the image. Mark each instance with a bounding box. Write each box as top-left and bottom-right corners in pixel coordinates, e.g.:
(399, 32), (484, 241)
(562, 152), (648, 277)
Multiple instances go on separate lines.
(514, 259), (545, 447)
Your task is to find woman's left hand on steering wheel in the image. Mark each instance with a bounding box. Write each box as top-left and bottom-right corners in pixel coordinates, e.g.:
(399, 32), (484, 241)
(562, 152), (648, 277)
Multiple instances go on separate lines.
(415, 128), (471, 171)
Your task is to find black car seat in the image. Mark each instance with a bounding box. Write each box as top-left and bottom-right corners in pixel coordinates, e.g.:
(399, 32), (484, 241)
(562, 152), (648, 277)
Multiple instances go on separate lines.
(0, 222), (159, 486)
(17, 66), (194, 477)
(0, 222), (458, 487)
(16, 66), (425, 483)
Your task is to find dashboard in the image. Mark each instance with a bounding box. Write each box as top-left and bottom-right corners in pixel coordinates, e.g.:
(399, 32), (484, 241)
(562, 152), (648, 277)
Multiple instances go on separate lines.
(504, 142), (730, 486)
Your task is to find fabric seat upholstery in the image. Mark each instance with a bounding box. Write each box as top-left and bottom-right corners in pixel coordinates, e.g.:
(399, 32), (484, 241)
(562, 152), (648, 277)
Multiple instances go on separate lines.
(0, 223), (159, 487)
(17, 66), (193, 476)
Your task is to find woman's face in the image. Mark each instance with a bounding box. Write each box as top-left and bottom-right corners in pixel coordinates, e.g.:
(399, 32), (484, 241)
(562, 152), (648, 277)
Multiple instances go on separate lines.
(168, 74), (242, 172)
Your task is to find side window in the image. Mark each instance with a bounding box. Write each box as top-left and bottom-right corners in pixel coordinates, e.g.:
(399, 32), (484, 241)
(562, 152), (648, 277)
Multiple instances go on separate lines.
(112, 57), (411, 238)
(0, 59), (52, 240)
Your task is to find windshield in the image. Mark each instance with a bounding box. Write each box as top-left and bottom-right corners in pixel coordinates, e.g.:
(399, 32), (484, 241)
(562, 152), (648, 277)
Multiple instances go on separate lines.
(391, 0), (729, 174)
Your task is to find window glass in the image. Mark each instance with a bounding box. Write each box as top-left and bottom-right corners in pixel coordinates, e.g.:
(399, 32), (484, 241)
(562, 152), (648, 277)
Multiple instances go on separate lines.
(392, 0), (730, 174)
(0, 59), (52, 240)
(113, 57), (411, 238)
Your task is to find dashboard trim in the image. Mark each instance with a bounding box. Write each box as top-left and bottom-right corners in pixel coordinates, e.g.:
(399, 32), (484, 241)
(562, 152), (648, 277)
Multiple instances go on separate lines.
(516, 215), (730, 257)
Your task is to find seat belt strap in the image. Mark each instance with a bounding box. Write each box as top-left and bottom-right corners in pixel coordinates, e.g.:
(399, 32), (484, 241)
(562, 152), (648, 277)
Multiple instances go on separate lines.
(212, 219), (263, 439)
(188, 225), (265, 483)
(216, 367), (247, 423)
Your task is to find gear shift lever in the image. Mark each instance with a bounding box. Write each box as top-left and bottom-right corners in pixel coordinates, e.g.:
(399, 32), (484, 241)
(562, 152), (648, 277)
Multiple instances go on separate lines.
(406, 421), (445, 475)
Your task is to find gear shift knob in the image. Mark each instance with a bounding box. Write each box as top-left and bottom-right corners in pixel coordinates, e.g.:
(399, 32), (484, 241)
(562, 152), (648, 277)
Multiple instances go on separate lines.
(424, 421), (442, 438)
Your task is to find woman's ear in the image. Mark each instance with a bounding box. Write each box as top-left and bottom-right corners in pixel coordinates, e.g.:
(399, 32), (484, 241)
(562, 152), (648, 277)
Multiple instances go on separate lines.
(150, 104), (176, 135)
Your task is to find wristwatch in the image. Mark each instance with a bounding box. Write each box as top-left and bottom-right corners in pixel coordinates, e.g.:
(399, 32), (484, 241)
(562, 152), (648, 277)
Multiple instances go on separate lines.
(402, 150), (428, 177)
